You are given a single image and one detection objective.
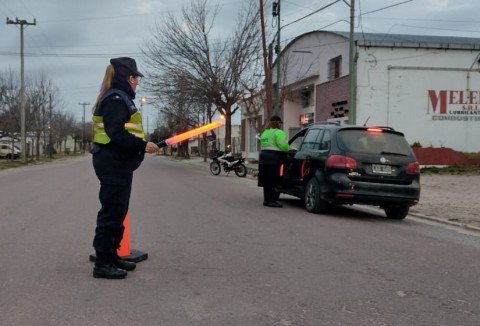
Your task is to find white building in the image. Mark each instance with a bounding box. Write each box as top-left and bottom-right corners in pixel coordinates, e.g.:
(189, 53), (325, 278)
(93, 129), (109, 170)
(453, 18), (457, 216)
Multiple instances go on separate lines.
(241, 31), (480, 158)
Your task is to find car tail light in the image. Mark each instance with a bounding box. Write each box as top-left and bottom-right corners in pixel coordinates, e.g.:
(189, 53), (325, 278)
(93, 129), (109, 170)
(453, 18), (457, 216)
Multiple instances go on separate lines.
(327, 155), (357, 170)
(406, 161), (420, 174)
(367, 128), (383, 133)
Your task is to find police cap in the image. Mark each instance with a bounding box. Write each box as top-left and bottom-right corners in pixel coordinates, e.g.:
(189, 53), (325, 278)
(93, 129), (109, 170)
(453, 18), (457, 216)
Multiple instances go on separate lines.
(110, 57), (144, 78)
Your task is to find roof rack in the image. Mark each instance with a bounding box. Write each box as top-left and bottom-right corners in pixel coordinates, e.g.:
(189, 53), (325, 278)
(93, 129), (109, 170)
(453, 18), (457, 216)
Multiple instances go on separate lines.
(307, 121), (341, 127)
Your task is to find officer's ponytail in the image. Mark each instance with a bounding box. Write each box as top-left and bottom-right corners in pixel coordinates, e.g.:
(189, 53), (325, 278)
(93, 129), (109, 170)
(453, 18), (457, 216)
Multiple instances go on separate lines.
(92, 65), (115, 112)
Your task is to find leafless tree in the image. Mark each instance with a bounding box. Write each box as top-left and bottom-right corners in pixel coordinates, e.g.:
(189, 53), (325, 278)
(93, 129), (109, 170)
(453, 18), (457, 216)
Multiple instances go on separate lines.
(53, 111), (76, 153)
(26, 74), (63, 159)
(0, 70), (21, 158)
(1, 69), (71, 159)
(142, 0), (262, 148)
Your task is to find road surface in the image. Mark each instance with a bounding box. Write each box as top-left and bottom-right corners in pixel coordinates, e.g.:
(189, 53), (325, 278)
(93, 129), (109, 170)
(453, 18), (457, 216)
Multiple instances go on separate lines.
(0, 155), (479, 325)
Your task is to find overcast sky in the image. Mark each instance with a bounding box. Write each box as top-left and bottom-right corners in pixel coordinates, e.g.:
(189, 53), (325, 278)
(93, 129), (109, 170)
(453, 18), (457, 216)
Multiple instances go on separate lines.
(1, 0), (480, 123)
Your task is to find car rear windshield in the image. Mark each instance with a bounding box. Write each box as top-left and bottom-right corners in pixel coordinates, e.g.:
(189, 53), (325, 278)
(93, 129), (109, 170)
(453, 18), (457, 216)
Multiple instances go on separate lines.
(337, 129), (412, 156)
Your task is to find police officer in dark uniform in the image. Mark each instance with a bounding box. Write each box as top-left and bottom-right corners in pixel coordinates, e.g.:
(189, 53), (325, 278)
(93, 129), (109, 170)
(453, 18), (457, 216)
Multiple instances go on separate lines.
(91, 57), (159, 279)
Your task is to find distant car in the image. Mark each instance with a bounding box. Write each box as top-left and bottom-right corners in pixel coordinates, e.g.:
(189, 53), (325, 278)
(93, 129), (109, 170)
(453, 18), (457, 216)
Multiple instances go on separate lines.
(276, 122), (420, 220)
(0, 143), (21, 159)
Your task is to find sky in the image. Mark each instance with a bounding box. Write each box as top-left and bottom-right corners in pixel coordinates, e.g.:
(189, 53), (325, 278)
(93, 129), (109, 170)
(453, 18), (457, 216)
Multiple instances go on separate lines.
(1, 0), (480, 126)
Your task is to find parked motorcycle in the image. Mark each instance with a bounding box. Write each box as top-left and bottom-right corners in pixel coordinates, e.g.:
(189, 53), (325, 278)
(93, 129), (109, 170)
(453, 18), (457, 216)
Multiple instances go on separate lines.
(209, 146), (247, 177)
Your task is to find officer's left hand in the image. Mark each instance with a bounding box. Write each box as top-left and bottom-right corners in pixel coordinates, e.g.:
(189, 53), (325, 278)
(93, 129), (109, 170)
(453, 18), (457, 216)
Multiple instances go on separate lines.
(145, 142), (160, 153)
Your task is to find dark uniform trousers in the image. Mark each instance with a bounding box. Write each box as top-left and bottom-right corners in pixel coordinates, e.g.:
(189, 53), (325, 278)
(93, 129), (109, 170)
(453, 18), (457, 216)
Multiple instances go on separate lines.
(258, 149), (286, 203)
(258, 163), (282, 202)
(92, 145), (141, 254)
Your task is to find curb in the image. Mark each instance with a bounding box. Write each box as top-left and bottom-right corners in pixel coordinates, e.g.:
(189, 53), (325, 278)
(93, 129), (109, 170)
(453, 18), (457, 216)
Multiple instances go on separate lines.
(356, 205), (480, 233)
(408, 213), (480, 233)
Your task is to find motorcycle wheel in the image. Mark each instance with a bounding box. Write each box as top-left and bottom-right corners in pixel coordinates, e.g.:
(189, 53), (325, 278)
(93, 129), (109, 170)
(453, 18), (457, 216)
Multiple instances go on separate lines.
(210, 161), (221, 175)
(234, 163), (247, 177)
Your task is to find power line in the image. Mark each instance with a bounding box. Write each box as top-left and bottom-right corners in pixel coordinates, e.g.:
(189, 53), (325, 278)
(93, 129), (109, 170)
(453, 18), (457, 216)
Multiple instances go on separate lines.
(281, 0), (342, 31)
(360, 0), (414, 16)
(0, 0), (18, 17)
(32, 10), (173, 24)
(0, 51), (144, 58)
(366, 17), (480, 24)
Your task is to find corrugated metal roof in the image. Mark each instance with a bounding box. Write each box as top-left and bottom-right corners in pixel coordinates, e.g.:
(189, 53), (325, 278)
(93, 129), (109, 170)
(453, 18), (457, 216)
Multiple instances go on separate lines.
(332, 31), (480, 50)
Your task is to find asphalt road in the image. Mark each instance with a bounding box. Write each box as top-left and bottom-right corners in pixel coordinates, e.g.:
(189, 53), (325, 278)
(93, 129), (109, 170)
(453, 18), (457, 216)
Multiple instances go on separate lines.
(1, 155), (479, 326)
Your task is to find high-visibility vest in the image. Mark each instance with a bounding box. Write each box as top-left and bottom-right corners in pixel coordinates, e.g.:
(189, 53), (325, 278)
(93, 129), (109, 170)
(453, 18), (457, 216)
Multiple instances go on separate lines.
(260, 128), (289, 152)
(92, 88), (145, 144)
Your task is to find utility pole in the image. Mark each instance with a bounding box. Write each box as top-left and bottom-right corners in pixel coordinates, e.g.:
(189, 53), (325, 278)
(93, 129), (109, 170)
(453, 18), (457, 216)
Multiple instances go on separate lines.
(259, 0), (274, 123)
(140, 96), (147, 139)
(6, 17), (36, 163)
(347, 0), (356, 124)
(273, 0), (281, 116)
(49, 94), (53, 158)
(79, 102), (90, 154)
(146, 115), (149, 140)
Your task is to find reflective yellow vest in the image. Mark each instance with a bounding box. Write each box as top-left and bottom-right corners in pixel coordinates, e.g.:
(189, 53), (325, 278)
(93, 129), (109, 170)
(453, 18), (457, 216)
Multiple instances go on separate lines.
(260, 128), (289, 152)
(92, 89), (146, 144)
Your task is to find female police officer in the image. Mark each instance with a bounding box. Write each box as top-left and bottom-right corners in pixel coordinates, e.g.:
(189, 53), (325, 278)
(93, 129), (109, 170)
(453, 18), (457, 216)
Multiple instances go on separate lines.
(258, 115), (289, 207)
(91, 57), (159, 279)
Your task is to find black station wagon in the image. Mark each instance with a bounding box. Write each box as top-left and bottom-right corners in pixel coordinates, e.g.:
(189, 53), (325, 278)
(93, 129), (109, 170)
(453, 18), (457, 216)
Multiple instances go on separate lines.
(276, 123), (421, 220)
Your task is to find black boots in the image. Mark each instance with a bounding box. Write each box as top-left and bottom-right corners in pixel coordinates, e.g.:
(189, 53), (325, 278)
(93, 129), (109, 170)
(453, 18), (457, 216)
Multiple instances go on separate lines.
(113, 253), (136, 271)
(93, 251), (128, 279)
(263, 187), (283, 208)
(263, 201), (283, 208)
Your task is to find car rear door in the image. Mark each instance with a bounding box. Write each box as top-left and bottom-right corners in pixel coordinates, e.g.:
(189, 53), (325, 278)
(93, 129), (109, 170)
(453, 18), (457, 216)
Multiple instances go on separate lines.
(289, 128), (324, 184)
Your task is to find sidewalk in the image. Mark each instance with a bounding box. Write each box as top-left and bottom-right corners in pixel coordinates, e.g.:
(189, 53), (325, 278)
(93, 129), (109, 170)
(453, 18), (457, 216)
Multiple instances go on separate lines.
(161, 155), (480, 232)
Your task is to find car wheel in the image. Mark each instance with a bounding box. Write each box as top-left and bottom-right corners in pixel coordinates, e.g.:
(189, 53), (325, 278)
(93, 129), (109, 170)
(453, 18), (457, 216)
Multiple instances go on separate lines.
(384, 206), (409, 220)
(304, 178), (327, 214)
(209, 161), (221, 175)
(234, 163), (247, 177)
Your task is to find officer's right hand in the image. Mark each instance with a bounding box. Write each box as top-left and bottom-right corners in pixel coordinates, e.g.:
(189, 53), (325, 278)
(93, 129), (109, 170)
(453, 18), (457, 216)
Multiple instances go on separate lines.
(145, 141), (160, 153)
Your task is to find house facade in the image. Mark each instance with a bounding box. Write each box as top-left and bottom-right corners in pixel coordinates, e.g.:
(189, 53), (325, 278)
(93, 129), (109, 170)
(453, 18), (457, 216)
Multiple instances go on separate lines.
(241, 30), (480, 158)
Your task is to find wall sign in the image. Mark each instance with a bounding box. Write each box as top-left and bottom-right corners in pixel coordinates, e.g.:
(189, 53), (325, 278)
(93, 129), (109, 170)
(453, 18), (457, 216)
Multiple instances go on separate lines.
(428, 90), (480, 121)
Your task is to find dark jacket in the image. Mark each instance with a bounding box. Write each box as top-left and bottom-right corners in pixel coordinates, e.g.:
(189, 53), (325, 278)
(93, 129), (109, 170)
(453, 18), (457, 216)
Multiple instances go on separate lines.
(91, 77), (146, 170)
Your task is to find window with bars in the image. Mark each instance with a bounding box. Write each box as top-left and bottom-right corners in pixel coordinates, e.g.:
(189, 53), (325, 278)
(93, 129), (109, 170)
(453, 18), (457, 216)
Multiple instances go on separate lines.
(300, 88), (313, 108)
(328, 56), (342, 81)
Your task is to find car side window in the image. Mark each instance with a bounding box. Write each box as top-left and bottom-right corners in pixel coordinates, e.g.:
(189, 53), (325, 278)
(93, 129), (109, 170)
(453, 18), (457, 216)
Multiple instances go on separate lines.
(300, 129), (323, 151)
(318, 130), (331, 151)
(288, 128), (308, 151)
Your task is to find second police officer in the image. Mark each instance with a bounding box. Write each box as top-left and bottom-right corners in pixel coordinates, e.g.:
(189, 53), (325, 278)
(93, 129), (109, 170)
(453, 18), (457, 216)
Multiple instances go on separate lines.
(258, 115), (289, 208)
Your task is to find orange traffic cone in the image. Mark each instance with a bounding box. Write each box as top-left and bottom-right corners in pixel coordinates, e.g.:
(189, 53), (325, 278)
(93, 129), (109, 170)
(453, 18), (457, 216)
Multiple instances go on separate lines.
(117, 213), (132, 257)
(89, 211), (148, 263)
(116, 211), (148, 263)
